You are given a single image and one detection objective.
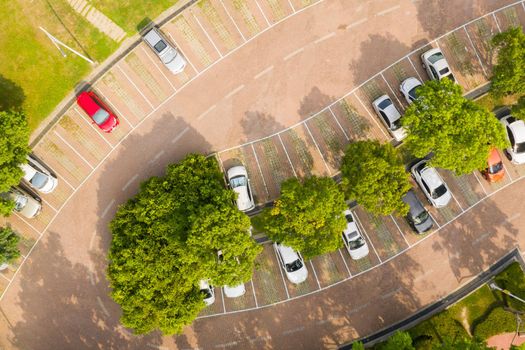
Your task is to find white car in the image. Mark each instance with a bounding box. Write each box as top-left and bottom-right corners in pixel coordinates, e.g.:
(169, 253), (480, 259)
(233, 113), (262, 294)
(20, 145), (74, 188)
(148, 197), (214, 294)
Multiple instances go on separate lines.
(227, 166), (255, 212)
(20, 155), (58, 194)
(421, 48), (455, 82)
(341, 210), (369, 260)
(143, 27), (187, 74)
(411, 160), (452, 208)
(224, 283), (246, 298)
(400, 77), (423, 104)
(199, 280), (215, 306)
(372, 94), (407, 141)
(500, 114), (525, 164)
(274, 243), (308, 284)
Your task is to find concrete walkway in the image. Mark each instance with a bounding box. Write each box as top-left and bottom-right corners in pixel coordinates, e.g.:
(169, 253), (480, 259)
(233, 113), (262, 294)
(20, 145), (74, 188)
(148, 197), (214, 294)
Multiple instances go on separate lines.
(488, 333), (525, 349)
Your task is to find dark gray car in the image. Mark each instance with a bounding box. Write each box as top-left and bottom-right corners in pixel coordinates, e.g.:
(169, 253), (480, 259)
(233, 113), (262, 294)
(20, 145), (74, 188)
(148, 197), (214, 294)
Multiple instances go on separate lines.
(402, 190), (433, 234)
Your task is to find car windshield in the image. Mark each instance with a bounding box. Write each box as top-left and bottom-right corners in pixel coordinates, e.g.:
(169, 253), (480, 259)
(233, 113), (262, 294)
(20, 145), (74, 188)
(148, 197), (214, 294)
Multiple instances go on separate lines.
(285, 259), (303, 272)
(92, 109), (110, 125)
(488, 161), (503, 174)
(345, 214), (354, 222)
(439, 67), (450, 75)
(413, 210), (429, 225)
(154, 40), (167, 53)
(200, 288), (212, 299)
(428, 52), (444, 64)
(391, 118), (402, 130)
(378, 98), (392, 110)
(230, 175), (247, 188)
(431, 184), (447, 199)
(14, 195), (27, 211)
(349, 236), (365, 250)
(514, 142), (525, 153)
(30, 172), (48, 189)
(408, 87), (418, 100)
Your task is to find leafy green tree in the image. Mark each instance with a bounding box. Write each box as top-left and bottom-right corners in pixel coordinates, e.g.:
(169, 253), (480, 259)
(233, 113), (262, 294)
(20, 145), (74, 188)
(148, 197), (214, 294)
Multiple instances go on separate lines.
(0, 227), (20, 265)
(512, 96), (525, 121)
(491, 27), (525, 97)
(108, 154), (261, 335)
(0, 110), (30, 216)
(341, 141), (410, 216)
(432, 337), (492, 349)
(378, 331), (415, 350)
(263, 176), (347, 259)
(402, 78), (508, 175)
(352, 340), (365, 350)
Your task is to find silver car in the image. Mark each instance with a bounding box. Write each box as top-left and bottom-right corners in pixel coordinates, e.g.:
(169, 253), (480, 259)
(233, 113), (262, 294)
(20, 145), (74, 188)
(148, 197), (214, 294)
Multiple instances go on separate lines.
(372, 94), (407, 141)
(421, 48), (455, 82)
(400, 77), (422, 104)
(4, 187), (42, 219)
(143, 27), (187, 74)
(20, 155), (58, 194)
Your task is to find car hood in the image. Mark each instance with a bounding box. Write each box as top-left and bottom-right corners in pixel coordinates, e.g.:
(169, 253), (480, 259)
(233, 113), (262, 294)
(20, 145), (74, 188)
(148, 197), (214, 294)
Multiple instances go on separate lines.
(392, 126), (407, 141)
(401, 78), (421, 93)
(99, 115), (118, 132)
(349, 244), (369, 260)
(433, 190), (452, 208)
(19, 197), (41, 218)
(233, 186), (253, 211)
(414, 215), (434, 234)
(39, 176), (58, 193)
(164, 52), (186, 73)
(224, 283), (246, 298)
(286, 267), (308, 284)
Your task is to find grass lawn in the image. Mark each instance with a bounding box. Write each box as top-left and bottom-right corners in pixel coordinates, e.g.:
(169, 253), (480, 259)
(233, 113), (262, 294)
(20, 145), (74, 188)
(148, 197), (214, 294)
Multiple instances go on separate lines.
(475, 92), (521, 112)
(0, 0), (118, 131)
(89, 0), (180, 34)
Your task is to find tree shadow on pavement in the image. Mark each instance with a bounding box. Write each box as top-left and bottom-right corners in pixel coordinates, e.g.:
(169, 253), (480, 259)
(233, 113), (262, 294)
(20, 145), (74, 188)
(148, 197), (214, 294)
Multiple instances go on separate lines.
(240, 110), (286, 143)
(0, 74), (25, 112)
(297, 87), (336, 119)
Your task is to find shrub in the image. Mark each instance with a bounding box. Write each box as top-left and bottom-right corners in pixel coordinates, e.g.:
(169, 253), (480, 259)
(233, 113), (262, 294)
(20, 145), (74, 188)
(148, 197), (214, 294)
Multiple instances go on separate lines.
(472, 307), (515, 340)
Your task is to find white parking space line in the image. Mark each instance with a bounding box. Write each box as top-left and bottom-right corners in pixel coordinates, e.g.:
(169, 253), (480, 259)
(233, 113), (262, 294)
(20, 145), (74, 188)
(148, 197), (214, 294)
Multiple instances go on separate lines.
(314, 32), (336, 44)
(166, 32), (199, 74)
(53, 131), (95, 170)
(407, 56), (424, 81)
(41, 198), (58, 213)
(172, 126), (190, 144)
(377, 4), (400, 16)
(54, 172), (76, 191)
(390, 215), (411, 248)
(309, 261), (321, 289)
(278, 134), (298, 178)
(148, 150), (166, 164)
(97, 296), (110, 317)
(502, 163), (513, 181)
(338, 249), (352, 277)
(522, 1), (525, 13)
(492, 13), (502, 33)
(192, 13), (223, 58)
(463, 26), (488, 77)
(0, 274), (11, 283)
(353, 211), (383, 263)
(273, 247), (291, 299)
(225, 84), (245, 99)
(250, 279), (259, 308)
(473, 171), (489, 196)
(140, 46), (177, 91)
(328, 106), (350, 141)
(380, 72), (404, 109)
(354, 93), (389, 139)
(254, 65), (274, 80)
(428, 211), (441, 228)
(121, 174), (139, 192)
(254, 0), (271, 27)
(98, 96), (134, 129)
(116, 65), (155, 109)
(284, 47), (305, 61)
(13, 212), (42, 236)
(219, 0), (246, 42)
(346, 17), (368, 30)
(197, 104), (216, 120)
(251, 144), (270, 197)
(286, 0), (296, 13)
(73, 108), (115, 149)
(101, 199), (116, 218)
(221, 287), (227, 313)
(450, 191), (465, 212)
(304, 122), (331, 174)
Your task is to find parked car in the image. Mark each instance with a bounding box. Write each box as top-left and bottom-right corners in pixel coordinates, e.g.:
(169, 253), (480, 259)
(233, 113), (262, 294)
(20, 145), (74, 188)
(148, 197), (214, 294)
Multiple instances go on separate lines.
(227, 166), (255, 212)
(411, 159), (452, 208)
(274, 243), (308, 284)
(76, 91), (119, 133)
(421, 48), (455, 81)
(482, 148), (505, 183)
(500, 114), (525, 164)
(143, 27), (187, 74)
(20, 155), (58, 194)
(401, 190), (433, 234)
(400, 77), (422, 104)
(2, 187), (42, 219)
(224, 283), (246, 298)
(341, 210), (369, 260)
(372, 94), (407, 141)
(199, 280), (215, 306)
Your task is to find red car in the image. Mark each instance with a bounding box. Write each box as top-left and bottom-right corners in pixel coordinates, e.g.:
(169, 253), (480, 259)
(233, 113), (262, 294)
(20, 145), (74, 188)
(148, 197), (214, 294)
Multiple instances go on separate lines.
(482, 148), (505, 183)
(76, 91), (119, 133)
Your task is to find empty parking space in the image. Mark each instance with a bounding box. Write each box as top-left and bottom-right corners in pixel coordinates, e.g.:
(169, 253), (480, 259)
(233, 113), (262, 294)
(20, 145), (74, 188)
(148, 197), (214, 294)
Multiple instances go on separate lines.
(407, 44), (434, 83)
(310, 251), (350, 287)
(438, 170), (485, 209)
(257, 0), (295, 24)
(223, 282), (257, 311)
(464, 16), (500, 75)
(252, 244), (289, 306)
(494, 3), (525, 32)
(221, 0), (269, 39)
(199, 287), (225, 316)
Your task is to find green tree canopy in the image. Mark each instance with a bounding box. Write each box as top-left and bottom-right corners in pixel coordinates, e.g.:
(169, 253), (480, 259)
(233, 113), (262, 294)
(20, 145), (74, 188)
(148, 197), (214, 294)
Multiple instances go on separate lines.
(491, 27), (525, 97)
(378, 331), (415, 350)
(402, 78), (508, 175)
(0, 110), (30, 216)
(512, 96), (525, 121)
(108, 154), (261, 335)
(341, 140), (410, 216)
(0, 227), (20, 265)
(432, 337), (492, 350)
(262, 176), (347, 259)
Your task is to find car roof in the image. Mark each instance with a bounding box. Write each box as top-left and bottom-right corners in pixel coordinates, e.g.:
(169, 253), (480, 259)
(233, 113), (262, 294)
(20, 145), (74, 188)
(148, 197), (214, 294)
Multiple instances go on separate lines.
(277, 244), (300, 263)
(487, 149), (502, 166)
(77, 92), (100, 116)
(509, 119), (525, 142)
(227, 165), (247, 179)
(423, 47), (441, 59)
(420, 166), (443, 189)
(401, 77), (422, 91)
(402, 190), (425, 215)
(143, 28), (163, 45)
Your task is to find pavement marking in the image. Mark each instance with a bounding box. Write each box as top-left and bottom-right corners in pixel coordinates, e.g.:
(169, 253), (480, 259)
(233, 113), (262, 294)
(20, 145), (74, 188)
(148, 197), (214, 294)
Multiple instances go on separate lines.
(96, 296), (110, 317)
(172, 126), (190, 144)
(381, 287), (402, 299)
(197, 104), (217, 120)
(253, 0), (271, 27)
(338, 248), (352, 277)
(219, 0), (246, 42)
(284, 47), (305, 61)
(502, 162), (514, 182)
(304, 121), (332, 174)
(473, 171), (489, 196)
(166, 32), (199, 74)
(428, 211), (441, 228)
(0, 274), (11, 282)
(506, 213), (521, 223)
(54, 172), (76, 191)
(353, 211), (383, 264)
(390, 215), (411, 248)
(354, 93), (389, 139)
(224, 84), (245, 99)
(328, 106), (350, 141)
(148, 150), (166, 164)
(273, 246), (291, 299)
(381, 72), (405, 110)
(192, 12), (223, 58)
(463, 26), (488, 77)
(116, 65), (155, 109)
(89, 231), (97, 251)
(13, 212), (43, 236)
(53, 130), (95, 170)
(407, 56), (424, 81)
(140, 46), (177, 91)
(473, 232), (491, 245)
(101, 199), (116, 218)
(221, 287), (226, 313)
(278, 133), (298, 178)
(414, 268), (434, 282)
(73, 108), (115, 149)
(345, 17), (368, 30)
(96, 92), (135, 129)
(377, 4), (400, 16)
(282, 326), (305, 336)
(286, 0), (296, 13)
(250, 279), (259, 308)
(309, 260), (322, 289)
(121, 174), (139, 192)
(450, 191), (465, 212)
(41, 198), (58, 213)
(492, 13), (502, 33)
(251, 144), (271, 197)
(254, 65), (274, 80)
(314, 31), (336, 44)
